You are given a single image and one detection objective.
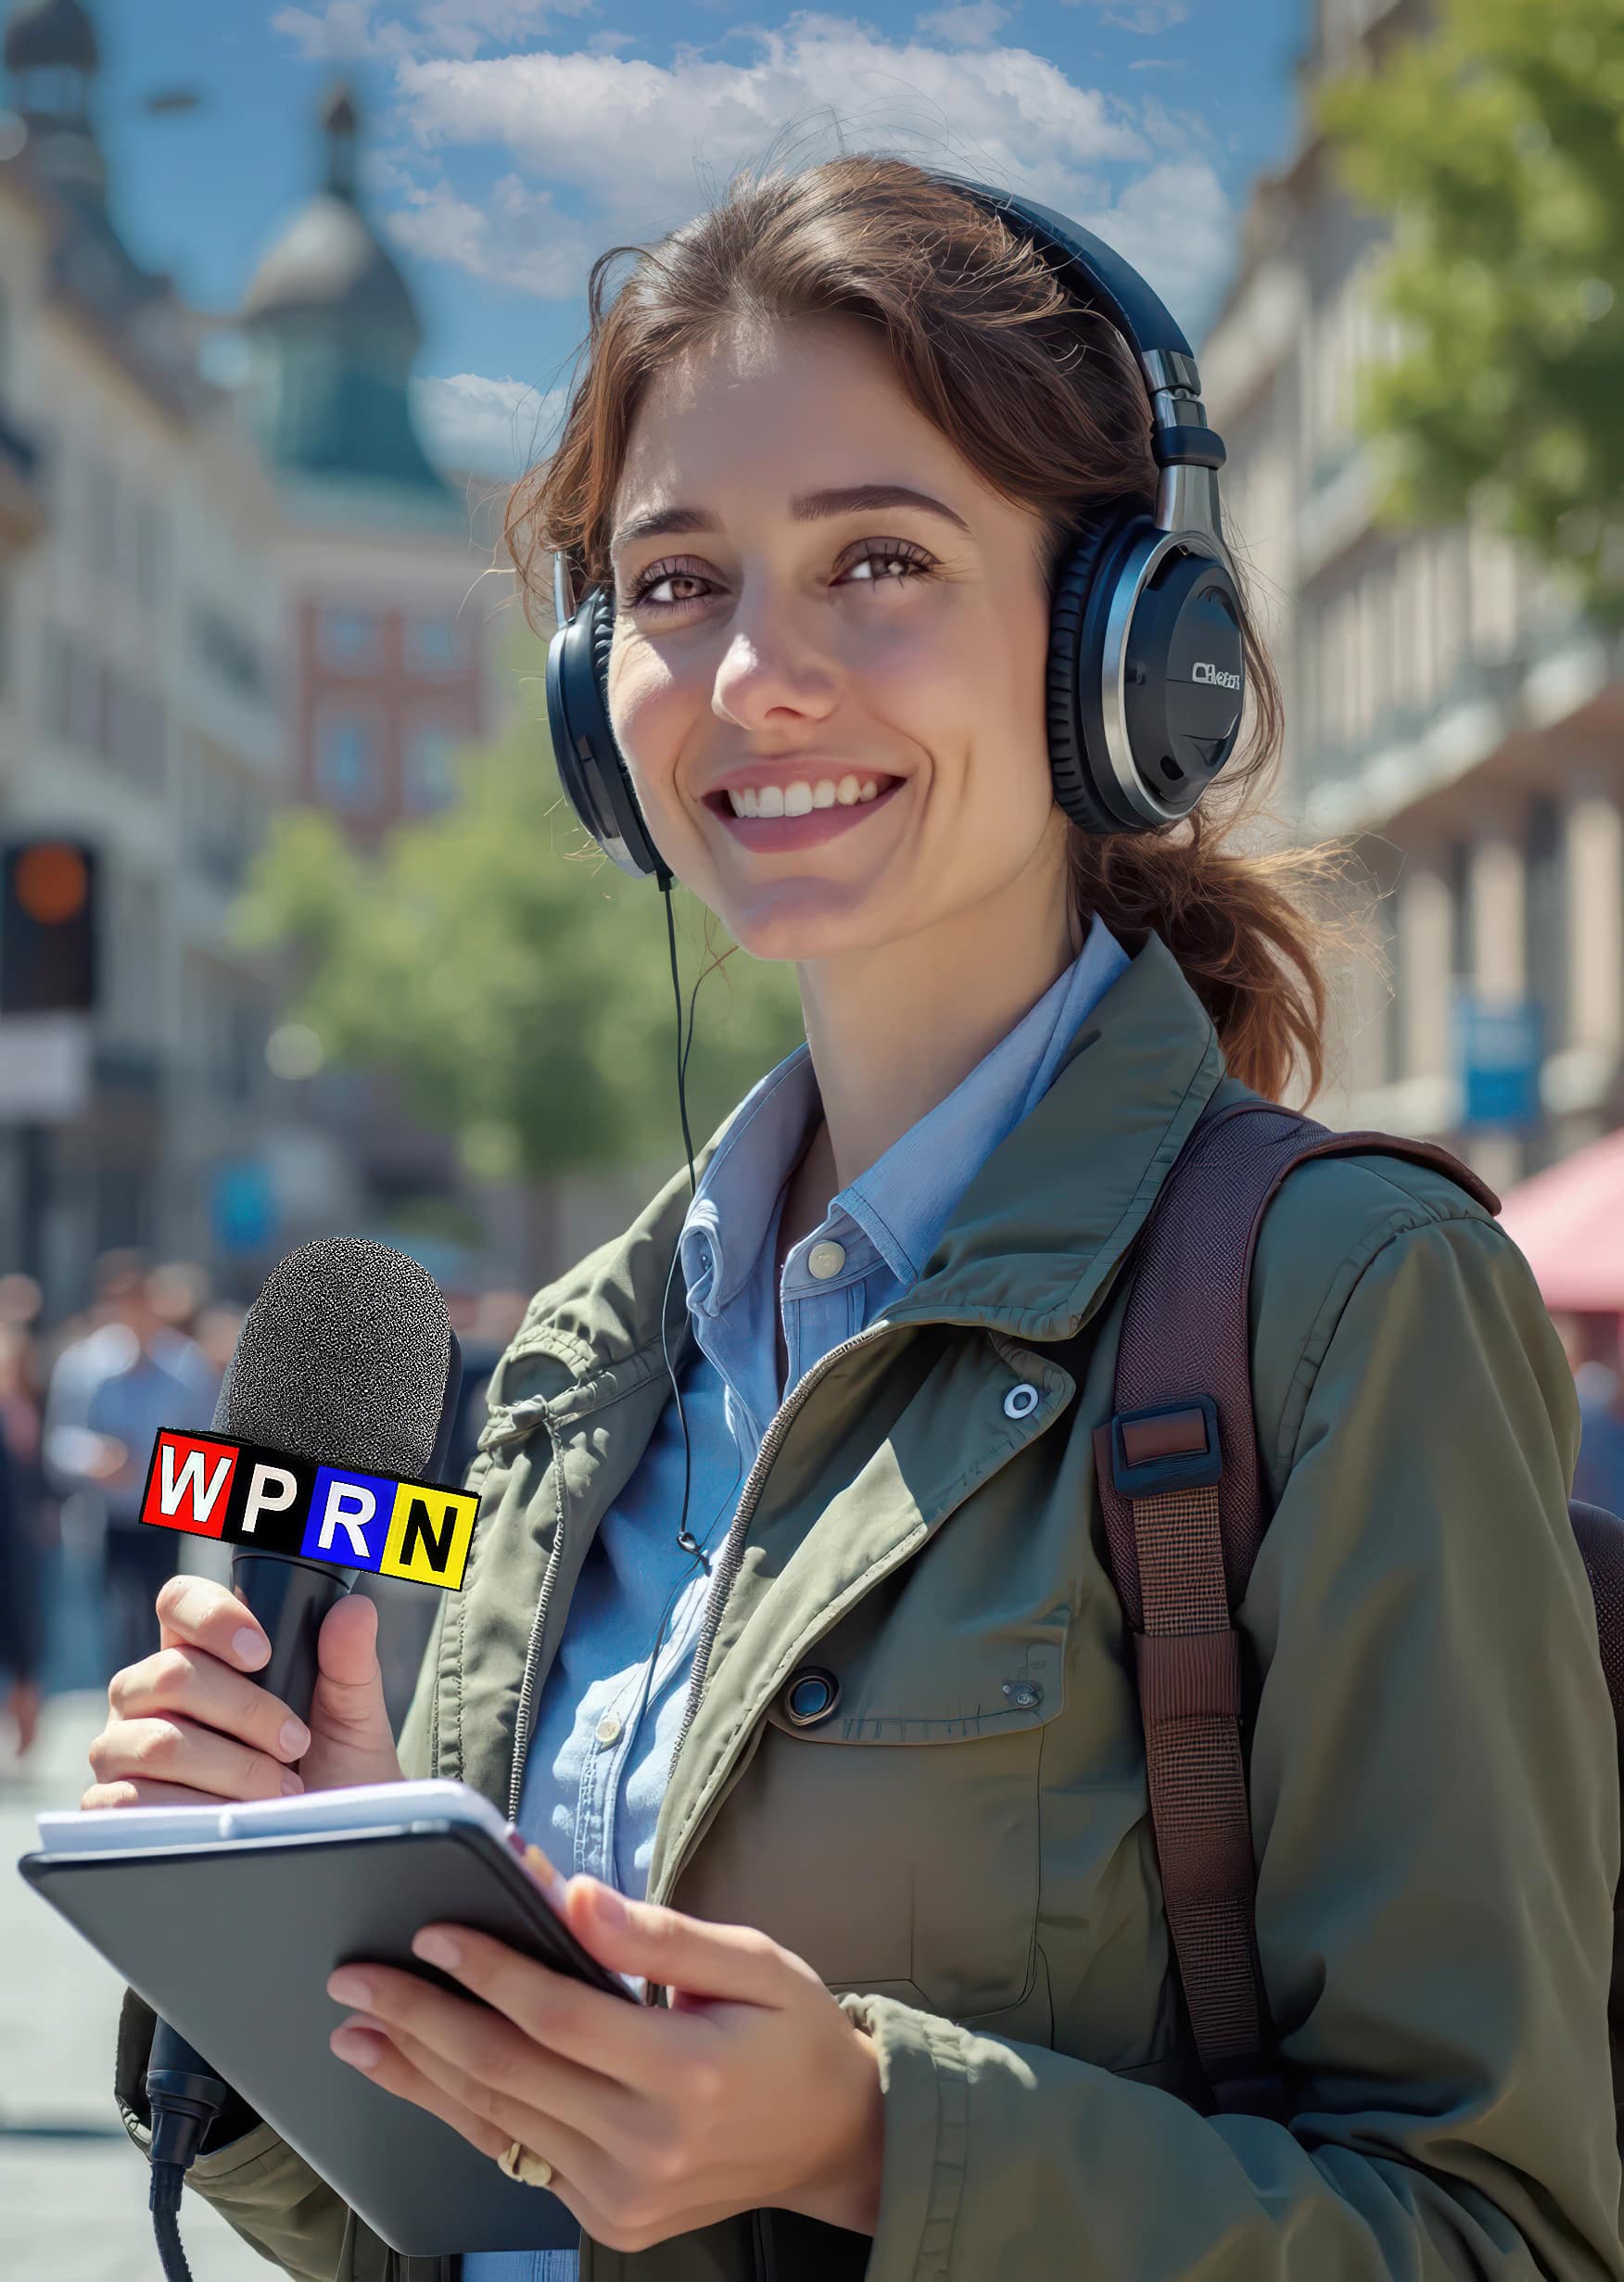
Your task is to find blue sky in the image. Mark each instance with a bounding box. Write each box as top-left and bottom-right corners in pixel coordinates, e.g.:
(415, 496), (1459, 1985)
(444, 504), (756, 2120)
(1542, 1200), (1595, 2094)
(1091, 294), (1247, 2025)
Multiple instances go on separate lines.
(86, 0), (1310, 478)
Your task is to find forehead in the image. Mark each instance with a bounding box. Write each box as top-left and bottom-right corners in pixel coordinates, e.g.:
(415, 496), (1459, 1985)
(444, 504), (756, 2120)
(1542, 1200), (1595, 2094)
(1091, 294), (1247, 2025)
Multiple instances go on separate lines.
(613, 314), (967, 522)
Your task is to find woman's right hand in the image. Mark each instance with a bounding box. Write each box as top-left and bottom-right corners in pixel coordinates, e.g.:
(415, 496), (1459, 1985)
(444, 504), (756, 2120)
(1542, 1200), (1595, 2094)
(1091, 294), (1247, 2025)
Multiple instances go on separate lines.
(82, 1577), (404, 1809)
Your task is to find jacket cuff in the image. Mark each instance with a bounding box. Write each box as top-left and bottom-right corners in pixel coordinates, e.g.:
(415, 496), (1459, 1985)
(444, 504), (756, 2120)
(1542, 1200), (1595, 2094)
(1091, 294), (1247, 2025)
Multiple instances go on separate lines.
(835, 1991), (971, 2279)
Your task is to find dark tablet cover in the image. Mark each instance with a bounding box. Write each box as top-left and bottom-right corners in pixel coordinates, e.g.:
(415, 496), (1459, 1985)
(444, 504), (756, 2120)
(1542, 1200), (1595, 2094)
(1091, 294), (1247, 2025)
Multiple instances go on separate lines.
(17, 1817), (629, 2255)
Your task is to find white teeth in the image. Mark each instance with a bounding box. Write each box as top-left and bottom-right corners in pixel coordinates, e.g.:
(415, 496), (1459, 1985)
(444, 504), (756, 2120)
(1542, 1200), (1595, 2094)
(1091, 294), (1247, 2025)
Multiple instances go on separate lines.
(725, 774), (889, 818)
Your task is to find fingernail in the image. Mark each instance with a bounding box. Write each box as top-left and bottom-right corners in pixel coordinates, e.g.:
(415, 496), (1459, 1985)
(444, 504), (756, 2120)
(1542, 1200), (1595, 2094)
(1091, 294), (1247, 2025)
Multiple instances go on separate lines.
(279, 1718), (310, 1756)
(412, 1928), (460, 1969)
(234, 1628), (268, 1667)
(328, 1969), (373, 2005)
(593, 1883), (626, 1926)
(332, 2023), (386, 2068)
(281, 1769), (304, 1794)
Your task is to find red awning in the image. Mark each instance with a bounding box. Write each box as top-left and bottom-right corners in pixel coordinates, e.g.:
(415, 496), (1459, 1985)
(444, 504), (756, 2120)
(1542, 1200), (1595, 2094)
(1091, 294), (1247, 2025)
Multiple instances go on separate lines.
(1497, 1124), (1624, 1313)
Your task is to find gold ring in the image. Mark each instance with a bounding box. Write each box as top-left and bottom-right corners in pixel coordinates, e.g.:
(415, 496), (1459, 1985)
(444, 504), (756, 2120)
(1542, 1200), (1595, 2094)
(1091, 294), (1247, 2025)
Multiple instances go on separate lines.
(498, 2137), (555, 2188)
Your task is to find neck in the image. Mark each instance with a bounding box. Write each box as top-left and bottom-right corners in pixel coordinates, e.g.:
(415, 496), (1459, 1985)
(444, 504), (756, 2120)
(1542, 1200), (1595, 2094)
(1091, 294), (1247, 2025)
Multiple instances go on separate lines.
(793, 818), (1082, 1200)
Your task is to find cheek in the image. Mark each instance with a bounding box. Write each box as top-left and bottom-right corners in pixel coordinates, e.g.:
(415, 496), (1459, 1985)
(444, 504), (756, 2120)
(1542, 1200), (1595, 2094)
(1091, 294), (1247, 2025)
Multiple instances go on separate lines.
(607, 644), (691, 801)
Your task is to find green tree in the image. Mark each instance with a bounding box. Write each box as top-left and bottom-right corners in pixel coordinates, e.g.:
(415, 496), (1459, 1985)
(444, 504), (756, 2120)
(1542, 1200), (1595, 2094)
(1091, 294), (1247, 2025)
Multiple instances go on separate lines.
(1317, 0), (1624, 624)
(235, 649), (806, 1187)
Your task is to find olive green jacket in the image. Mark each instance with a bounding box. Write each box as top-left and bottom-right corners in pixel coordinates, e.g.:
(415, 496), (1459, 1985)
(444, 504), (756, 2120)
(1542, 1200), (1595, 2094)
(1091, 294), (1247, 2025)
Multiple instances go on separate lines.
(115, 931), (1624, 2281)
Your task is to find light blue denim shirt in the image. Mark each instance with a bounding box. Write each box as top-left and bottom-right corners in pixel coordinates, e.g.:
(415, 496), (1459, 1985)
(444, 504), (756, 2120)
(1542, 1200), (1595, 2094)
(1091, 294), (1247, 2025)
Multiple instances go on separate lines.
(466, 915), (1129, 2277)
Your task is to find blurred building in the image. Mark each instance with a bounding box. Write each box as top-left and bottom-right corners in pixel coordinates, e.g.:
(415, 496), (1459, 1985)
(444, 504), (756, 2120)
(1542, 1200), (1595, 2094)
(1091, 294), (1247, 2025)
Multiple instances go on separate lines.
(1202, 0), (1624, 1195)
(0, 0), (289, 1302)
(240, 86), (497, 845)
(233, 80), (512, 1276)
(0, 6), (520, 1312)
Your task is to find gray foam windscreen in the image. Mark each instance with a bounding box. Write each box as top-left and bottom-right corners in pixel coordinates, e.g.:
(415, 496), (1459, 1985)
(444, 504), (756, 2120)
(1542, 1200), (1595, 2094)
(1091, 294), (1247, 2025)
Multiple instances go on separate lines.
(213, 1237), (452, 1479)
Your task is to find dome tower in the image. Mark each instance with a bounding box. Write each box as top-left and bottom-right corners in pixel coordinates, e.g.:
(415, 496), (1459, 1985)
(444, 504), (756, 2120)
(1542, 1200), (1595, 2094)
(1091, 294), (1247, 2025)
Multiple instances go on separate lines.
(241, 82), (450, 503)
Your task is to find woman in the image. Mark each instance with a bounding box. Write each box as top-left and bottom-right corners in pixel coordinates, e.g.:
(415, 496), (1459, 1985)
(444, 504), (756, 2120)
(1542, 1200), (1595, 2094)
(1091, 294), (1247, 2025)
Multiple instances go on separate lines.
(91, 156), (1620, 2281)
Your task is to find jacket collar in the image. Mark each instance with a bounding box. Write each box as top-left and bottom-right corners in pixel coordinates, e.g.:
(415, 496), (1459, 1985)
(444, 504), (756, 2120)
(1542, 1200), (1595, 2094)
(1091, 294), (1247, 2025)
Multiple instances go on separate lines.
(505, 930), (1225, 1388)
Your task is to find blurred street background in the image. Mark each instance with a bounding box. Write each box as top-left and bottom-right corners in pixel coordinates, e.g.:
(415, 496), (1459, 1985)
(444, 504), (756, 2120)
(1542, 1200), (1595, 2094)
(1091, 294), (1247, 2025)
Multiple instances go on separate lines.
(1, 0), (1621, 2273)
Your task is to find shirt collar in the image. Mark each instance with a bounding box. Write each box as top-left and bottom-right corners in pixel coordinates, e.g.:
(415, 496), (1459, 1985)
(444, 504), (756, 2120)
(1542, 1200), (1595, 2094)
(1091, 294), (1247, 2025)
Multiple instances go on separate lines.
(678, 913), (1131, 1321)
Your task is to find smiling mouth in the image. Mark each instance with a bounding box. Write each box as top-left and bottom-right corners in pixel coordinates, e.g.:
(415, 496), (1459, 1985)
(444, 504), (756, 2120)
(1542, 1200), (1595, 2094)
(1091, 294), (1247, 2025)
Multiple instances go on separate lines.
(701, 776), (903, 819)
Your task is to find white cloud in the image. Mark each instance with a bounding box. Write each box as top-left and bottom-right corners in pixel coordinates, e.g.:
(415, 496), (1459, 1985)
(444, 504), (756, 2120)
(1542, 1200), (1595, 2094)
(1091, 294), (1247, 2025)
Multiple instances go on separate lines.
(412, 0), (598, 61)
(387, 172), (594, 297)
(1072, 0), (1190, 28)
(273, 0), (595, 60)
(412, 373), (566, 476)
(394, 19), (1150, 233)
(275, 6), (1234, 337)
(270, 2), (402, 57)
(1077, 158), (1233, 336)
(915, 0), (1012, 44)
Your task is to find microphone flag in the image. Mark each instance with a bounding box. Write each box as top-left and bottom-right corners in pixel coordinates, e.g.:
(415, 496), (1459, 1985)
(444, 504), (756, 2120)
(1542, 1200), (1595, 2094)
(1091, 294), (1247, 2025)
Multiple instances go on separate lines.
(138, 1426), (478, 1591)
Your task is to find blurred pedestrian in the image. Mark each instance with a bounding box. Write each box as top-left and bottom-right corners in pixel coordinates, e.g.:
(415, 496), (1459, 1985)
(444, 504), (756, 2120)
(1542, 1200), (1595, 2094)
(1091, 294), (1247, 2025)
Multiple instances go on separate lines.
(42, 1249), (217, 1682)
(0, 1325), (44, 1756)
(1554, 1311), (1624, 1514)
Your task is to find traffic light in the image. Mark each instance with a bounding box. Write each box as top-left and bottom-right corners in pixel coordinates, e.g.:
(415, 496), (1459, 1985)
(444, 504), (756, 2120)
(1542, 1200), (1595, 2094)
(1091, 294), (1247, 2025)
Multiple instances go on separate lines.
(1, 838), (98, 1015)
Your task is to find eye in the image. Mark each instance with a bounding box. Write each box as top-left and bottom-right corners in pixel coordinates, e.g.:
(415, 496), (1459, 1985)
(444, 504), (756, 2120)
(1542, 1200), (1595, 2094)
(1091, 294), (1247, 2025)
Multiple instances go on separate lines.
(621, 538), (938, 615)
(623, 560), (714, 613)
(838, 540), (936, 588)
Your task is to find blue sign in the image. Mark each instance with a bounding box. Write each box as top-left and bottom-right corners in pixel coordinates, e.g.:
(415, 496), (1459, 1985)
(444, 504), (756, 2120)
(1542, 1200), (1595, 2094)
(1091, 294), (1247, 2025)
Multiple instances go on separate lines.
(210, 1160), (277, 1253)
(1453, 994), (1543, 1131)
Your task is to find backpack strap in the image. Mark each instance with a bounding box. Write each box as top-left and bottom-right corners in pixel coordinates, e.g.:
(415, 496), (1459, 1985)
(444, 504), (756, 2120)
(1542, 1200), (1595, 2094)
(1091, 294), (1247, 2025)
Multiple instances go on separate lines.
(1091, 1096), (1500, 2120)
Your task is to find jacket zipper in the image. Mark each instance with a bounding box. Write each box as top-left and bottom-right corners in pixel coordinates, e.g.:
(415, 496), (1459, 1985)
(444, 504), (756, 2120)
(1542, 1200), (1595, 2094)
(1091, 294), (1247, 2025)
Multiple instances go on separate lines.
(481, 1387), (570, 1816)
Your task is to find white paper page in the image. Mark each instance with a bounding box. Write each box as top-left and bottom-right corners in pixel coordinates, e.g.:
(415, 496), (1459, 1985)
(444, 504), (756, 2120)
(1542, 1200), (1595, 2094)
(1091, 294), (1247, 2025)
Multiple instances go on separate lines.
(32, 1780), (646, 1999)
(35, 1778), (513, 1856)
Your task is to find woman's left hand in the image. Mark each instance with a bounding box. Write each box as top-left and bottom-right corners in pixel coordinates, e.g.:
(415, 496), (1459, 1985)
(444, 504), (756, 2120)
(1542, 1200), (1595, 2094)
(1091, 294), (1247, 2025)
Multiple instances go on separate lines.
(324, 1871), (885, 2253)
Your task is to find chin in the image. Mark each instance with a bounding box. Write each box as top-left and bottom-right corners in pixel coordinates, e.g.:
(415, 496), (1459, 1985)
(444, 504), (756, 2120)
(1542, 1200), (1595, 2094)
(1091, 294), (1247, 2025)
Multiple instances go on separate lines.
(718, 887), (898, 966)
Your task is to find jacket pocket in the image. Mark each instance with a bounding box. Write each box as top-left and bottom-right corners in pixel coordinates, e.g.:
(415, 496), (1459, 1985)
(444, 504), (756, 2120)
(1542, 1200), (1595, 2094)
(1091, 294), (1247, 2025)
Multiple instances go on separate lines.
(755, 1601), (1071, 2022)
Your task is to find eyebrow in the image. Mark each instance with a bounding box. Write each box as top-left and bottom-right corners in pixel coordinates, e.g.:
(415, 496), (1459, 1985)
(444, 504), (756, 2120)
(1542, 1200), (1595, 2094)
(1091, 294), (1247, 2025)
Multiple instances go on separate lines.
(608, 483), (973, 560)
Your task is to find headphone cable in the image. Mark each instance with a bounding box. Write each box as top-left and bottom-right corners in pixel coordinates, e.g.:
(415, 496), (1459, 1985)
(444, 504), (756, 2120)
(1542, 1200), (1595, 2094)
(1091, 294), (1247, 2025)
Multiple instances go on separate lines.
(658, 871), (708, 1578)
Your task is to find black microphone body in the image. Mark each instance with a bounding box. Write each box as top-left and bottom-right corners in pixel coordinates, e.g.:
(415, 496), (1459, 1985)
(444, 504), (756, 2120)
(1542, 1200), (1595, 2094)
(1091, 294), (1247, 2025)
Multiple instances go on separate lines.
(142, 1239), (463, 2276)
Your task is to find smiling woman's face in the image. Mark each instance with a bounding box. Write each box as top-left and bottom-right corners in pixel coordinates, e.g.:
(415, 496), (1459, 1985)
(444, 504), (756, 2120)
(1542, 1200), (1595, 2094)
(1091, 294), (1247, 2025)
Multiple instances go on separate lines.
(603, 312), (1072, 967)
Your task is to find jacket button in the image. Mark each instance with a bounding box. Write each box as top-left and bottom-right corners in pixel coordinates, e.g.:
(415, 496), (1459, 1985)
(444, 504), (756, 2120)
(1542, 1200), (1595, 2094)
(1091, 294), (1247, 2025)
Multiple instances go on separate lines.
(1001, 1680), (1043, 1709)
(781, 1666), (840, 1727)
(1003, 1382), (1039, 1419)
(807, 1240), (846, 1280)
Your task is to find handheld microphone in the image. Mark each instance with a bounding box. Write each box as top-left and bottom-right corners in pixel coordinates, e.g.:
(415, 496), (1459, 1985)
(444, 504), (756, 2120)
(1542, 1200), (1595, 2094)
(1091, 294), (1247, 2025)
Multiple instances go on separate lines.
(144, 1237), (463, 2282)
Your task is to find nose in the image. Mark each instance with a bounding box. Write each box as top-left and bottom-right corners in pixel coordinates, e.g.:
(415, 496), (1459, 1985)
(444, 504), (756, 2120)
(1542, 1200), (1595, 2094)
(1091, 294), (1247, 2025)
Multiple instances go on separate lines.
(710, 589), (838, 732)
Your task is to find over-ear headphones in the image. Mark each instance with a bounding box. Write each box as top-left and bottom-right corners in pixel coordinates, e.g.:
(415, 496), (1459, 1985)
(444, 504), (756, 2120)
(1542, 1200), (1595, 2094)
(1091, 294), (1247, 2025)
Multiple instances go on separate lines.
(544, 171), (1247, 889)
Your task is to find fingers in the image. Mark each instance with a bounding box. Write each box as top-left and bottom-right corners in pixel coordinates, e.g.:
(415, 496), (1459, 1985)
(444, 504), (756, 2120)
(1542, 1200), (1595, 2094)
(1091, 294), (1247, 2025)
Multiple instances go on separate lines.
(325, 1961), (634, 2138)
(331, 2009), (604, 2192)
(326, 2016), (513, 2163)
(410, 1922), (675, 2091)
(80, 1776), (227, 1811)
(86, 1707), (305, 1804)
(108, 1642), (311, 1767)
(155, 1575), (271, 1673)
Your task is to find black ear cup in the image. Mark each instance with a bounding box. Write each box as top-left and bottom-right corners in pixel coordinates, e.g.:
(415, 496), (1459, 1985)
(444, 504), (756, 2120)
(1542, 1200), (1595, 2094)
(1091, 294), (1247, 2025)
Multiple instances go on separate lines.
(1047, 498), (1248, 837)
(1046, 500), (1153, 836)
(544, 586), (670, 882)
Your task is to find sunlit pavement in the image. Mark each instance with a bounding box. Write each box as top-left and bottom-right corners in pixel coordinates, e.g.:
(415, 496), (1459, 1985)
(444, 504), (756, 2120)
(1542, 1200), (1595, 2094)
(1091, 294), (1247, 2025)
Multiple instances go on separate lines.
(2, 1689), (270, 2282)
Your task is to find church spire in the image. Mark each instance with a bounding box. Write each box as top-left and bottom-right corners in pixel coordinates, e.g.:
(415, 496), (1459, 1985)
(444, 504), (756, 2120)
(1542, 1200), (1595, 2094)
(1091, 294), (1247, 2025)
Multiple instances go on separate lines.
(323, 82), (358, 203)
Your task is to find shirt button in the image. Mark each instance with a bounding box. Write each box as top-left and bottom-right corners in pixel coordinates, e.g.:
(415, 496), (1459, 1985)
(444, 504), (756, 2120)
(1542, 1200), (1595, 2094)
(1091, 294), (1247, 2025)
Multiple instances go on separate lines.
(1004, 1383), (1040, 1419)
(806, 1239), (846, 1280)
(594, 1713), (622, 1745)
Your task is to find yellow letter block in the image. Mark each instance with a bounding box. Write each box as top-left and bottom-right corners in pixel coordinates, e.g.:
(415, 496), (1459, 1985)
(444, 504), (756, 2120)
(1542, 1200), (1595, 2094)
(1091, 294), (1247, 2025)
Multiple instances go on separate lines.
(380, 1483), (478, 1590)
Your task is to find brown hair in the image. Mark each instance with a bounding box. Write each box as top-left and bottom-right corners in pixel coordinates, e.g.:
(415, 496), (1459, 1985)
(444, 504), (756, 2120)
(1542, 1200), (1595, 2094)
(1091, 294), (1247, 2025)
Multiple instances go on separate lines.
(507, 153), (1359, 1106)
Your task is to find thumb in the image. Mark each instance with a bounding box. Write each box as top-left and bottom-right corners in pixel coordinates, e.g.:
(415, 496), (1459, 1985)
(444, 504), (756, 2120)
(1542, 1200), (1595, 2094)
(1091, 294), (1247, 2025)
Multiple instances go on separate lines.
(563, 1878), (786, 2006)
(309, 1591), (393, 1745)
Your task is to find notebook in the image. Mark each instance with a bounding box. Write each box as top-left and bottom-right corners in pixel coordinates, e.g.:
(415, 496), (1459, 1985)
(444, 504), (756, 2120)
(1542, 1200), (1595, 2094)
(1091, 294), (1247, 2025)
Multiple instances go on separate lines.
(19, 1780), (645, 2254)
